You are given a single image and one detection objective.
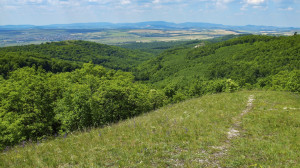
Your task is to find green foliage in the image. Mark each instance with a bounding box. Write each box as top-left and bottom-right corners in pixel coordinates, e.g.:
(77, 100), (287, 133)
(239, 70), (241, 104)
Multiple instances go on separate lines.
(0, 51), (80, 77)
(188, 79), (239, 97)
(54, 65), (166, 131)
(0, 67), (57, 148)
(119, 40), (207, 55)
(0, 63), (166, 150)
(271, 70), (300, 92)
(186, 35), (275, 60)
(224, 79), (240, 93)
(0, 40), (154, 75)
(0, 34), (299, 152)
(135, 35), (299, 95)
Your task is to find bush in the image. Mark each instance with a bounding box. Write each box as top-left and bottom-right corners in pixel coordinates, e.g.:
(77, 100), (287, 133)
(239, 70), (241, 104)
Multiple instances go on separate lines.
(224, 79), (239, 93)
(271, 70), (300, 93)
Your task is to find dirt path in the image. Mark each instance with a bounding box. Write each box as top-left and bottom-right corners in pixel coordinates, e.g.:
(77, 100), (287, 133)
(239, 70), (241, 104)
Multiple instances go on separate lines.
(208, 95), (255, 168)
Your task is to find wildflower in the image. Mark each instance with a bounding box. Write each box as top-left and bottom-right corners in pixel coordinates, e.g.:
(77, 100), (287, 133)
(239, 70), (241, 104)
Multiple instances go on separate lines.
(22, 141), (26, 148)
(4, 146), (9, 152)
(43, 137), (47, 141)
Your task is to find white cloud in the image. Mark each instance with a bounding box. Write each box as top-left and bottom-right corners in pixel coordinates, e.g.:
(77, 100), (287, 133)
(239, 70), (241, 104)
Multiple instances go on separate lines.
(244, 0), (265, 5)
(3, 5), (19, 10)
(279, 7), (294, 11)
(120, 0), (131, 5)
(215, 0), (234, 9)
(240, 4), (248, 10)
(1, 0), (44, 5)
(27, 0), (44, 3)
(241, 0), (267, 10)
(222, 0), (235, 3)
(46, 0), (70, 6)
(153, 0), (160, 4)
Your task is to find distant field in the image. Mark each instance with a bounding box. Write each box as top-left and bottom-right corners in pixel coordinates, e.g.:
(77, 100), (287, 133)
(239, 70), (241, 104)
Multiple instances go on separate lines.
(0, 29), (241, 47)
(1, 28), (296, 47)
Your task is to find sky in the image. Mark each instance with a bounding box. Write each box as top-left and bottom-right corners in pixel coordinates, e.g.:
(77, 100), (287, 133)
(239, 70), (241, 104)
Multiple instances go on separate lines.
(0, 0), (299, 27)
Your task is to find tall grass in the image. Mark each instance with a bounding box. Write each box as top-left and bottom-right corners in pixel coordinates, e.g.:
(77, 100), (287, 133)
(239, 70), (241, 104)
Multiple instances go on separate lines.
(1, 91), (299, 167)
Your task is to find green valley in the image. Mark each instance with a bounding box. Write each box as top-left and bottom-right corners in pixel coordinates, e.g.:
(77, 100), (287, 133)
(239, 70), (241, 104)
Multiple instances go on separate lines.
(2, 0), (300, 166)
(0, 33), (299, 167)
(135, 35), (299, 99)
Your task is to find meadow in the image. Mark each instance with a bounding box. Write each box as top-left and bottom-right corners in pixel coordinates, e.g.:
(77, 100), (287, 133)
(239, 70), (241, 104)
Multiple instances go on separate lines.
(0, 91), (299, 167)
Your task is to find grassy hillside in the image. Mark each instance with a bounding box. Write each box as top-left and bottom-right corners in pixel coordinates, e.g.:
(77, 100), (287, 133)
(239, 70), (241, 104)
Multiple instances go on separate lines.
(1, 91), (299, 167)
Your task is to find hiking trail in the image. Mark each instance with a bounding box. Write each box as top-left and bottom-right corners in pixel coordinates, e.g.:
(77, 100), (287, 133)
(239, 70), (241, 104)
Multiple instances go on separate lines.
(207, 95), (255, 168)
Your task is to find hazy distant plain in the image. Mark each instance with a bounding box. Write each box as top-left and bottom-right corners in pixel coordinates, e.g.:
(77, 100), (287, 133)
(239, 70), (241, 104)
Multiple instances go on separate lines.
(0, 28), (296, 47)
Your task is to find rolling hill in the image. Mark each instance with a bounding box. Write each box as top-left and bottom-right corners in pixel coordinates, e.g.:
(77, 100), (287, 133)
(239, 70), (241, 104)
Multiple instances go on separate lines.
(0, 40), (153, 77)
(1, 91), (299, 167)
(135, 35), (300, 95)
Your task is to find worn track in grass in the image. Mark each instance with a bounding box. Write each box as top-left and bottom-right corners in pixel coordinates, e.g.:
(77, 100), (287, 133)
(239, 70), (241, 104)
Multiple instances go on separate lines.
(207, 95), (255, 168)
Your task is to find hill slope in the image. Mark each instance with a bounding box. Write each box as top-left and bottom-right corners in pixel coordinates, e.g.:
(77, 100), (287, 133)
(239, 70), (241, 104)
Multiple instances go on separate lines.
(1, 91), (299, 167)
(136, 35), (300, 92)
(0, 40), (153, 77)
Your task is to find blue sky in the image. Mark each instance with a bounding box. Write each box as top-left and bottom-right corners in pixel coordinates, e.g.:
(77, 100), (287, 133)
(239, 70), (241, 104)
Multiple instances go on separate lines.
(0, 0), (299, 27)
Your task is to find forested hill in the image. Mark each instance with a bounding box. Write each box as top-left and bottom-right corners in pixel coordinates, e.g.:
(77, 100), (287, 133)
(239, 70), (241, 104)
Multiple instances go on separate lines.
(118, 34), (243, 55)
(135, 35), (299, 94)
(0, 34), (299, 152)
(0, 40), (153, 77)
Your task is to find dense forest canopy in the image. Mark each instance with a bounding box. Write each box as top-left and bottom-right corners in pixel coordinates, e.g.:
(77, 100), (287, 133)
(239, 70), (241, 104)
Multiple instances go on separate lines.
(135, 35), (299, 93)
(0, 34), (299, 150)
(0, 40), (154, 77)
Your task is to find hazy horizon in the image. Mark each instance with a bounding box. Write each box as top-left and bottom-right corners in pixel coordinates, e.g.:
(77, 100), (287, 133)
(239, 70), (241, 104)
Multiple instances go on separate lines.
(1, 20), (300, 28)
(1, 0), (300, 27)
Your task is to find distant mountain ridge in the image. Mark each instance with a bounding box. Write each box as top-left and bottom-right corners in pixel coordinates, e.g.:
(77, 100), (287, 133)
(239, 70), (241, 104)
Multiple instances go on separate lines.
(0, 21), (299, 32)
